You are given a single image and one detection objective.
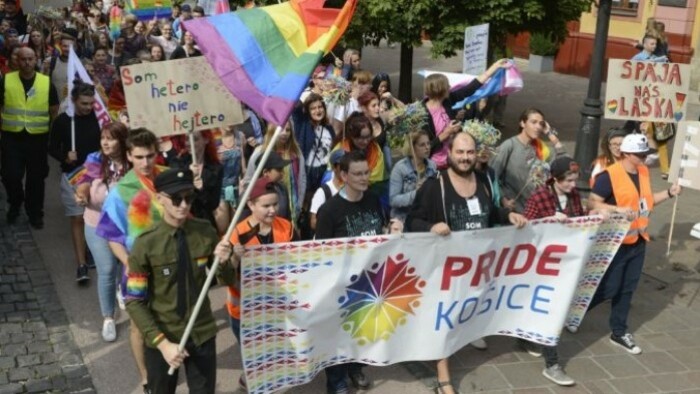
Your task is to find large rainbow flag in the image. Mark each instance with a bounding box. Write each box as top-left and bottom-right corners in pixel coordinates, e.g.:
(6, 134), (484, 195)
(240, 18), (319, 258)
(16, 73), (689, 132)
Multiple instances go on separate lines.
(184, 0), (358, 126)
(125, 0), (173, 21)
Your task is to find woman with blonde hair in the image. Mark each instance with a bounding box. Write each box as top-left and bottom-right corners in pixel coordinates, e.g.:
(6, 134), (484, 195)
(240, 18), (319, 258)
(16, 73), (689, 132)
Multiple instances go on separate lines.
(389, 130), (437, 221)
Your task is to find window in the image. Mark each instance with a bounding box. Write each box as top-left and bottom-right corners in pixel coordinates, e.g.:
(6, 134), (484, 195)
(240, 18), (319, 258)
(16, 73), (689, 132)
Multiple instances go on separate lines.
(612, 0), (640, 16)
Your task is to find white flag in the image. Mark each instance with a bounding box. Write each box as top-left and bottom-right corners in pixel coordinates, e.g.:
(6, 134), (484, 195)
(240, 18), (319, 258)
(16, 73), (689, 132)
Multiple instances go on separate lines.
(64, 46), (111, 127)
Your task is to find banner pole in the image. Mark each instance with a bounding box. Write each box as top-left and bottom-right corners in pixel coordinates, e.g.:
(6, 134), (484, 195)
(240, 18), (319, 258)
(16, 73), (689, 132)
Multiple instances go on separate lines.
(666, 194), (679, 256)
(71, 116), (76, 152)
(168, 125), (284, 375)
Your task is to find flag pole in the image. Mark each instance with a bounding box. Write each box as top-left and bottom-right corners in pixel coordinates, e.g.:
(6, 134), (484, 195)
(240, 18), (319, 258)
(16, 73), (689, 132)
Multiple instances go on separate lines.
(168, 124), (284, 375)
(666, 193), (679, 256)
(71, 116), (76, 152)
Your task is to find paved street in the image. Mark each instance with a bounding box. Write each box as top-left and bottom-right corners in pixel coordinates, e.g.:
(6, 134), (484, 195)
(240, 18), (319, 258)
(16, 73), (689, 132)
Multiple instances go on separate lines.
(2, 42), (700, 393)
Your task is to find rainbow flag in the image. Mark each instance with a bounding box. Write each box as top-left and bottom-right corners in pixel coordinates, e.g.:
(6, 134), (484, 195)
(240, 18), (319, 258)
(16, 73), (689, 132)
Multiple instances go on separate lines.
(96, 168), (165, 251)
(184, 0), (358, 125)
(109, 5), (123, 41)
(125, 0), (173, 21)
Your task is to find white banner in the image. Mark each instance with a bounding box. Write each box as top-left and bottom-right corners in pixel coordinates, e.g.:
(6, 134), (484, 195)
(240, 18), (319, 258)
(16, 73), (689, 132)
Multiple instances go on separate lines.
(669, 121), (700, 190)
(240, 216), (629, 393)
(463, 23), (489, 75)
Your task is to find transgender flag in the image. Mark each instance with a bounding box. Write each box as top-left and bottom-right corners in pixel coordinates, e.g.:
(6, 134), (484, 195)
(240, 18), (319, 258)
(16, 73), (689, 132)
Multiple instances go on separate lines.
(184, 0), (358, 125)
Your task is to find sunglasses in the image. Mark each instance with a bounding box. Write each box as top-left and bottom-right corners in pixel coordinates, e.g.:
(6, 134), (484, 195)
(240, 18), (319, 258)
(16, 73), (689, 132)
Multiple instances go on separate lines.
(165, 192), (196, 206)
(631, 152), (648, 159)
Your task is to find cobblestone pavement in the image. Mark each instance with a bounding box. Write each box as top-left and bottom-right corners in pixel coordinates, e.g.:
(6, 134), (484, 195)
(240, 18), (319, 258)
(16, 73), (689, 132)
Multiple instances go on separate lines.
(0, 192), (94, 393)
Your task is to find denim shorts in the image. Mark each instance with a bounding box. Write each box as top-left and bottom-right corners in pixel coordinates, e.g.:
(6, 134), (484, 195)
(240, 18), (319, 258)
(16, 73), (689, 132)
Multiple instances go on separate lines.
(60, 173), (85, 217)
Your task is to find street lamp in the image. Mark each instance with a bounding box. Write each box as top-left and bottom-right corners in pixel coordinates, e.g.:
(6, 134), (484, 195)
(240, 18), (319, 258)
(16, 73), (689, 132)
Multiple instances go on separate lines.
(575, 0), (612, 190)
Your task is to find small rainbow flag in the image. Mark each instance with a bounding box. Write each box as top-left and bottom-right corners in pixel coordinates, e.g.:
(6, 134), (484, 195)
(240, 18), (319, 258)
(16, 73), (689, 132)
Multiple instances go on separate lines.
(125, 0), (173, 21)
(184, 0), (358, 125)
(109, 5), (123, 41)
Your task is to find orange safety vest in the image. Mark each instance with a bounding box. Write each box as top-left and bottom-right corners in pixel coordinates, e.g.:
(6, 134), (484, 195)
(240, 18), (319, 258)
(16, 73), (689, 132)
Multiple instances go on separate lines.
(607, 162), (654, 244)
(226, 217), (294, 319)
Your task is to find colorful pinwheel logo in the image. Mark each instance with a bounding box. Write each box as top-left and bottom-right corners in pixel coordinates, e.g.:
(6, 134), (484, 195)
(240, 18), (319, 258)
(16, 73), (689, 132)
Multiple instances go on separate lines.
(338, 254), (425, 345)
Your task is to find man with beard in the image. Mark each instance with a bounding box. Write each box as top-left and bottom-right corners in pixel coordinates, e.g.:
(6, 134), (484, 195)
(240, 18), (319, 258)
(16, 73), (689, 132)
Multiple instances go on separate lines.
(406, 131), (527, 394)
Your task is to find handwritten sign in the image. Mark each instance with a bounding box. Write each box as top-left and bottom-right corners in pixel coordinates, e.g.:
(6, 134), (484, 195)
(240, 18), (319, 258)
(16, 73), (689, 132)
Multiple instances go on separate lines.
(669, 121), (700, 190)
(121, 57), (244, 137)
(605, 59), (690, 123)
(463, 24), (489, 75)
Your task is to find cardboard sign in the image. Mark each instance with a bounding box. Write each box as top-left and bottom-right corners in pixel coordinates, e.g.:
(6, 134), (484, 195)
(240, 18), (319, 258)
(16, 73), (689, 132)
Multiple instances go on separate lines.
(605, 59), (690, 123)
(463, 23), (489, 75)
(669, 121), (700, 190)
(121, 57), (244, 137)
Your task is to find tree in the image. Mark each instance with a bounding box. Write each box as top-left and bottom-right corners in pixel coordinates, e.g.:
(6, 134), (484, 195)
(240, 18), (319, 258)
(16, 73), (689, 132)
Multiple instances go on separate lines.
(340, 0), (595, 101)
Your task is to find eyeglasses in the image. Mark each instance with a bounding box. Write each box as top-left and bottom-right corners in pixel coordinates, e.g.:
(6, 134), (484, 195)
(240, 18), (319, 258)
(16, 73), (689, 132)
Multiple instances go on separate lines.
(165, 192), (196, 206)
(609, 143), (622, 148)
(353, 134), (372, 141)
(632, 152), (648, 159)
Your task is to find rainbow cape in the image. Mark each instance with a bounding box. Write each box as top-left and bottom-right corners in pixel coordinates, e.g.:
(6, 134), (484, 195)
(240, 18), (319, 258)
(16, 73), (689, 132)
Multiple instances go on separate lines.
(184, 0), (358, 125)
(124, 0), (172, 21)
(96, 167), (165, 251)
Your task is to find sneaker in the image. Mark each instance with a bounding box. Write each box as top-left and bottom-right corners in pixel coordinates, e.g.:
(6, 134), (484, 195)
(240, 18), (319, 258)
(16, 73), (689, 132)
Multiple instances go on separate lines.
(520, 340), (543, 357)
(469, 338), (488, 350)
(116, 286), (126, 310)
(102, 319), (117, 342)
(609, 333), (642, 354)
(76, 264), (89, 283)
(327, 388), (350, 394)
(565, 325), (579, 334)
(238, 375), (247, 392)
(142, 383), (151, 394)
(542, 364), (575, 386)
(349, 371), (371, 390)
(691, 223), (700, 240)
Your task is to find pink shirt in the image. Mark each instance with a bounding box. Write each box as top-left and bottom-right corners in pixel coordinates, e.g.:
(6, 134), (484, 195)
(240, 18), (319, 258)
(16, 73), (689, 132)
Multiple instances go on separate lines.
(429, 106), (451, 169)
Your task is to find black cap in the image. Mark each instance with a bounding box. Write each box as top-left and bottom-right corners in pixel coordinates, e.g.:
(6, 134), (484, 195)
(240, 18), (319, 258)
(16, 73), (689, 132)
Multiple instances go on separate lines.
(256, 151), (291, 170)
(154, 169), (194, 195)
(606, 128), (628, 141)
(549, 156), (580, 179)
(180, 4), (192, 12)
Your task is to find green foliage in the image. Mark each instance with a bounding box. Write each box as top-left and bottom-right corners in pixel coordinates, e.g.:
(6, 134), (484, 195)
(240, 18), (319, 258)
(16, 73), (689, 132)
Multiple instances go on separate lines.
(529, 32), (558, 56)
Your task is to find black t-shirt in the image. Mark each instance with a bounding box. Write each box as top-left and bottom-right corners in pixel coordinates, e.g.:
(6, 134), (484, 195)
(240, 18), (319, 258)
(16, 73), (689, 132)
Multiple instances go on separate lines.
(442, 172), (492, 231)
(315, 191), (386, 239)
(0, 73), (60, 108)
(592, 171), (641, 206)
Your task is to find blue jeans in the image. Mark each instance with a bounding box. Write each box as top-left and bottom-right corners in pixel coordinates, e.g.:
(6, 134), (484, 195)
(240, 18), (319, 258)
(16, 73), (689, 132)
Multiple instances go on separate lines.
(588, 239), (646, 336)
(85, 224), (120, 317)
(325, 363), (364, 392)
(229, 316), (241, 344)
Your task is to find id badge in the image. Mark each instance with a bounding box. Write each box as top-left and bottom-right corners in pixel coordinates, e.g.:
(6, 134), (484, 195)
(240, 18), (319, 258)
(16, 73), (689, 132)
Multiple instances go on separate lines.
(639, 198), (649, 216)
(467, 197), (482, 216)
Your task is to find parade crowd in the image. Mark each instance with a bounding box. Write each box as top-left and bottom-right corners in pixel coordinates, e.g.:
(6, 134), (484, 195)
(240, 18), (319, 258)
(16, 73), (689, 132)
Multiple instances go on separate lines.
(0, 0), (686, 393)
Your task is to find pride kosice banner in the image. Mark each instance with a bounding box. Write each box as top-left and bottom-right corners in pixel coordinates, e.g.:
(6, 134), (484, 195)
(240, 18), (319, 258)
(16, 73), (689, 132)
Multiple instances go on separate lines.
(240, 216), (629, 393)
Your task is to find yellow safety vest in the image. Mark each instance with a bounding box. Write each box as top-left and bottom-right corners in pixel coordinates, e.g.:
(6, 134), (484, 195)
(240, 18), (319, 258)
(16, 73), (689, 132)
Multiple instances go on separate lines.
(2, 72), (51, 134)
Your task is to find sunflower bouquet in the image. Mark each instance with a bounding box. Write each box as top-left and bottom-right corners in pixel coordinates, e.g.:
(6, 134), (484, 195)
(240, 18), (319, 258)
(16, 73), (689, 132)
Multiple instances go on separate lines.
(462, 120), (501, 155)
(320, 75), (352, 106)
(385, 101), (428, 149)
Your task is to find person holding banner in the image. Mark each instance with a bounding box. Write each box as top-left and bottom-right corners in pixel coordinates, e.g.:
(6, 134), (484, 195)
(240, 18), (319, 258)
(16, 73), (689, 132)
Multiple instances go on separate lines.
(406, 132), (527, 394)
(49, 81), (101, 282)
(1, 47), (59, 228)
(228, 176), (298, 391)
(126, 168), (236, 394)
(588, 133), (681, 354)
(521, 156), (587, 386)
(316, 150), (403, 394)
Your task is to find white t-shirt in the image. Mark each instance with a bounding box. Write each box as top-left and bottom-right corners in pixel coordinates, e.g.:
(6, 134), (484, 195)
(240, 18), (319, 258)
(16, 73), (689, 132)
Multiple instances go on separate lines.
(310, 178), (339, 214)
(557, 194), (568, 212)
